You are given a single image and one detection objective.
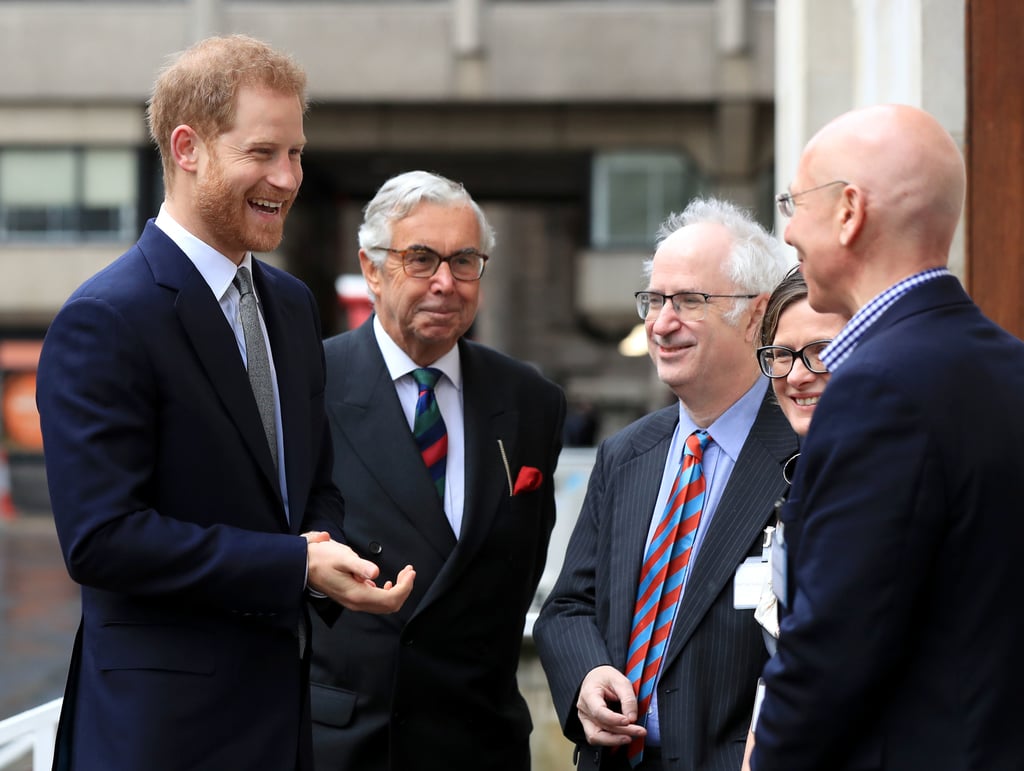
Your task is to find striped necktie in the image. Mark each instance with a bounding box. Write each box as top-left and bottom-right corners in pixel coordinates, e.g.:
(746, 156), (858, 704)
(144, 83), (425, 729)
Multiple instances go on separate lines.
(411, 368), (448, 500)
(625, 429), (710, 767)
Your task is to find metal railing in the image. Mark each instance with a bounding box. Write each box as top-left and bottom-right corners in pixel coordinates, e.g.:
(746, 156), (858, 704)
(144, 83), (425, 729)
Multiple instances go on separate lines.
(0, 699), (61, 771)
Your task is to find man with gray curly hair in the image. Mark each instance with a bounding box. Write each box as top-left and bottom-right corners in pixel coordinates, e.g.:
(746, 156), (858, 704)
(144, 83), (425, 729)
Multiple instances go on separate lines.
(535, 197), (795, 771)
(309, 170), (566, 771)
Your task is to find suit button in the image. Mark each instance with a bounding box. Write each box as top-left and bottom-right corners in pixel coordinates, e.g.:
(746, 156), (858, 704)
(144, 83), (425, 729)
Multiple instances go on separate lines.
(368, 541), (383, 555)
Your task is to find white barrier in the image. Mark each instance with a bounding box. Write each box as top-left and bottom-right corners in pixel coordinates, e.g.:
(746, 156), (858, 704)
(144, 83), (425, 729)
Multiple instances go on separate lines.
(0, 698), (61, 771)
(524, 447), (596, 638)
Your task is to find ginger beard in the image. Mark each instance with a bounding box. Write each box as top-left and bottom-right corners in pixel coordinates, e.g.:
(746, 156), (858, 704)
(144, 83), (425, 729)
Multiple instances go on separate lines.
(195, 145), (296, 257)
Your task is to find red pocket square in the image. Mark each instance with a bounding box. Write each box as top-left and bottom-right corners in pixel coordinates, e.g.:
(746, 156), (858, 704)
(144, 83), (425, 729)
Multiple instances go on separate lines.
(513, 466), (544, 495)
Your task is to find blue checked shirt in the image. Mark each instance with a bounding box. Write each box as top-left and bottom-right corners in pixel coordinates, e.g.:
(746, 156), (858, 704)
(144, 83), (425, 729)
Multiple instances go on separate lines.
(821, 268), (951, 372)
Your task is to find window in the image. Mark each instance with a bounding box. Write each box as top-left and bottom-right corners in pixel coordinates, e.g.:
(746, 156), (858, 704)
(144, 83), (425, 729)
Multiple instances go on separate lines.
(590, 151), (704, 249)
(0, 147), (138, 242)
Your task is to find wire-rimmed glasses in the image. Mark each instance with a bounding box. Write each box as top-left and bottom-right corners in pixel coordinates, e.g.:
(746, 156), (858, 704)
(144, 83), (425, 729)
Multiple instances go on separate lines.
(775, 180), (849, 218)
(634, 290), (758, 322)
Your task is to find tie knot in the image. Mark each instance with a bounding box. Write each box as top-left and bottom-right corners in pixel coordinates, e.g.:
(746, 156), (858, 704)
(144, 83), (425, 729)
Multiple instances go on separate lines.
(411, 367), (442, 390)
(684, 429), (710, 459)
(234, 266), (254, 297)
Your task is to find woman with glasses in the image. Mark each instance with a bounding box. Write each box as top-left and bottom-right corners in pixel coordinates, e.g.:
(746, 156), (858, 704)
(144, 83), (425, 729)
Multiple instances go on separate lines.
(757, 268), (847, 443)
(741, 267), (846, 769)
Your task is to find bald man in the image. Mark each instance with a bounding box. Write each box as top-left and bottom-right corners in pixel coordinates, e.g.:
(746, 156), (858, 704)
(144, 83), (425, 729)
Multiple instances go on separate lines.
(750, 104), (1024, 770)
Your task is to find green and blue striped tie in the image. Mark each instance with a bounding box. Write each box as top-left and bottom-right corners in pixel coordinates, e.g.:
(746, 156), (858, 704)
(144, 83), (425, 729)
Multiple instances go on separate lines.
(412, 368), (447, 500)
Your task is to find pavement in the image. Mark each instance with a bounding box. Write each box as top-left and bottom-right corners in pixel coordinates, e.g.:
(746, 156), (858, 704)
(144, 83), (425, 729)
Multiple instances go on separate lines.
(0, 513), (78, 722)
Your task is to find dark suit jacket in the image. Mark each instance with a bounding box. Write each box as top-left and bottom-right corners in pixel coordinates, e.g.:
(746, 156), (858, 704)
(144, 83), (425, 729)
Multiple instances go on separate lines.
(753, 275), (1024, 770)
(309, 319), (566, 771)
(533, 384), (796, 771)
(36, 220), (342, 771)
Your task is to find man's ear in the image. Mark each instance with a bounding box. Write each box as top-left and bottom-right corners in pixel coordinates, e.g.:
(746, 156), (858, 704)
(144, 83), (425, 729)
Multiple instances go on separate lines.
(838, 184), (866, 247)
(169, 125), (202, 173)
(744, 292), (770, 343)
(358, 249), (382, 298)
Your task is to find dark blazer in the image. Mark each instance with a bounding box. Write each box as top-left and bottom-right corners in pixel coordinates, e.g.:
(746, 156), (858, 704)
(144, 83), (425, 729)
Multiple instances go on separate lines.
(309, 319), (566, 771)
(753, 275), (1024, 770)
(36, 220), (342, 771)
(534, 384), (796, 771)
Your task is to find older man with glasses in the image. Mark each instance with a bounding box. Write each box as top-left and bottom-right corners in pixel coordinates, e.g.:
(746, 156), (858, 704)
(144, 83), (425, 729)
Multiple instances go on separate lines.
(534, 197), (794, 771)
(308, 170), (566, 771)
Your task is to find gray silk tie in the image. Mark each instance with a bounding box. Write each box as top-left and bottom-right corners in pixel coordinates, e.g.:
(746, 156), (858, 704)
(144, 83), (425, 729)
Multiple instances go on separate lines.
(235, 267), (302, 656)
(233, 266), (278, 469)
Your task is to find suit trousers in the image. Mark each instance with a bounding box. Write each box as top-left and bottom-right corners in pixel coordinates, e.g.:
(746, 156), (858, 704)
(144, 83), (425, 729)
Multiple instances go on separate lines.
(599, 746), (664, 771)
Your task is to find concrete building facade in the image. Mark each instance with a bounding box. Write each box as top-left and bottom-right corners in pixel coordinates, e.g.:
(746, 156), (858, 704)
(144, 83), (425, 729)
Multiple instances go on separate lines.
(0, 0), (779, 461)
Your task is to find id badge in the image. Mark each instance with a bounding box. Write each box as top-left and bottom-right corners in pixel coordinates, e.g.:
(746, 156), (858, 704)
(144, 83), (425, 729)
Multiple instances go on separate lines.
(733, 557), (769, 609)
(771, 520), (788, 608)
(733, 525), (774, 610)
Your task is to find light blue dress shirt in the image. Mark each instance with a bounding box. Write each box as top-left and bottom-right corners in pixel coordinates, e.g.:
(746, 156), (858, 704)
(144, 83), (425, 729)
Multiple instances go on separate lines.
(644, 377), (767, 746)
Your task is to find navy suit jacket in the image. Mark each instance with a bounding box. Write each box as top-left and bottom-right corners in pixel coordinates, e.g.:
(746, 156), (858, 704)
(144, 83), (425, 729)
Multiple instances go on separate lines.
(534, 384), (796, 771)
(308, 319), (566, 771)
(753, 275), (1024, 770)
(36, 221), (342, 771)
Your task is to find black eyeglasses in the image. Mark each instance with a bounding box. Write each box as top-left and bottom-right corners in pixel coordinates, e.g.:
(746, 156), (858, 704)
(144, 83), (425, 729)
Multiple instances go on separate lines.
(371, 245), (488, 281)
(775, 180), (849, 218)
(756, 340), (833, 378)
(634, 290), (758, 322)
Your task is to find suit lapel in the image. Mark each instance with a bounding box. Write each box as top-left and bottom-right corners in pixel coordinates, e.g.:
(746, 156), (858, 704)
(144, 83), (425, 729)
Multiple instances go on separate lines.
(325, 323), (457, 561)
(453, 339), (512, 549)
(663, 385), (795, 667)
(141, 225), (284, 522)
(607, 406), (678, 664)
(413, 341), (518, 612)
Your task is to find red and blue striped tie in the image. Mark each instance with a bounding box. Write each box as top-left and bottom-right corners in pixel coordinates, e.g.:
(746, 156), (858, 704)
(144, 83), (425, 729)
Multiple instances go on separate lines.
(625, 429), (710, 767)
(412, 368), (448, 500)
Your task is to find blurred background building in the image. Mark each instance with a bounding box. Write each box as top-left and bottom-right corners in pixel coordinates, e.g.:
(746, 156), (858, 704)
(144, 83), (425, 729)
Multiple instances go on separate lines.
(0, 0), (1015, 503)
(1, 0), (1003, 503)
(0, 0), (782, 499)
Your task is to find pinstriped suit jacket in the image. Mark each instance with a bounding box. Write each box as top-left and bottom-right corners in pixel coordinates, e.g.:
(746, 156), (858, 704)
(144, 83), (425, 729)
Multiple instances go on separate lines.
(534, 383), (796, 771)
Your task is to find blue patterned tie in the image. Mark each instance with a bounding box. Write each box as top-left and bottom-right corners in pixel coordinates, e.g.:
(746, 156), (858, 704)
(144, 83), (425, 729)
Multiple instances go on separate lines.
(412, 368), (447, 499)
(625, 429), (710, 767)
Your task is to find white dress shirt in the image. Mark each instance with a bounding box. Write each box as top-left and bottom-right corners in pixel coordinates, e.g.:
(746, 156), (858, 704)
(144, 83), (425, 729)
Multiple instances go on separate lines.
(154, 205), (290, 521)
(372, 315), (466, 537)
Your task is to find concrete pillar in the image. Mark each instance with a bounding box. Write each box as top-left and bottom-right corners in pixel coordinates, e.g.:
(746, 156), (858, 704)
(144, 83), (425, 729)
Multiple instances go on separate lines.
(718, 0), (750, 54)
(453, 0), (486, 96)
(774, 0), (965, 277)
(190, 0), (222, 43)
(852, 0), (922, 106)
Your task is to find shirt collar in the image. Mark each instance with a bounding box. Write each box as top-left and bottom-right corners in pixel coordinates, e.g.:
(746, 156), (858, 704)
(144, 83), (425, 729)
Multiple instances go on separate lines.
(155, 204), (250, 301)
(676, 376), (767, 463)
(821, 267), (950, 372)
(372, 314), (463, 390)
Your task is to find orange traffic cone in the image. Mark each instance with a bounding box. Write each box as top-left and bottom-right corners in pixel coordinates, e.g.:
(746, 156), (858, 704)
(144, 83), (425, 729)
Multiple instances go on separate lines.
(0, 447), (16, 519)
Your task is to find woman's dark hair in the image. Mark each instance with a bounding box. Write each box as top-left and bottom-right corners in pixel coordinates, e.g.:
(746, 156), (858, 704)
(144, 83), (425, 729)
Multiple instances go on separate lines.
(760, 266), (808, 346)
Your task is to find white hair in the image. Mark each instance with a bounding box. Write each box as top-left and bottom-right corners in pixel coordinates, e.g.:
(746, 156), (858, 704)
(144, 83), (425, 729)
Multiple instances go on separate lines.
(644, 197), (790, 323)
